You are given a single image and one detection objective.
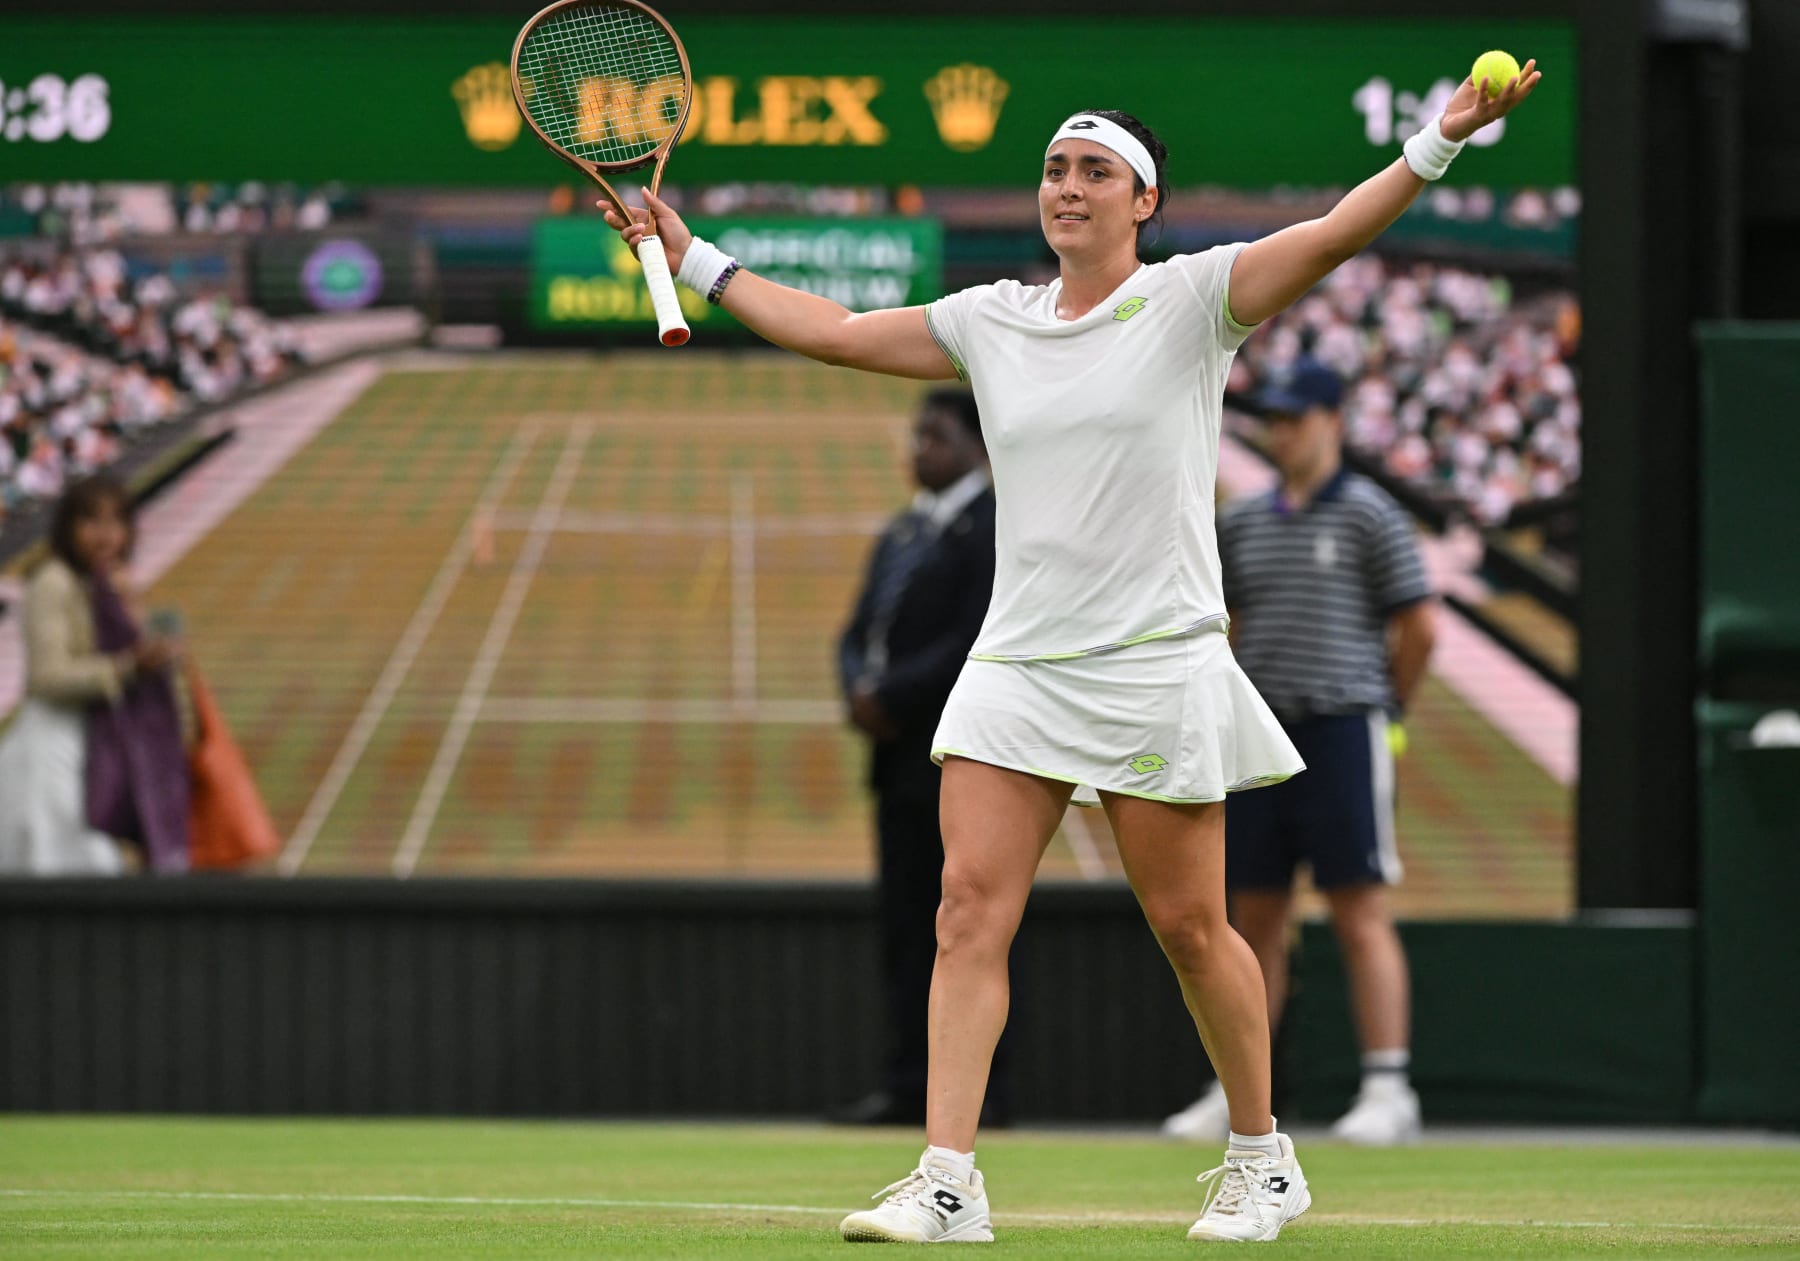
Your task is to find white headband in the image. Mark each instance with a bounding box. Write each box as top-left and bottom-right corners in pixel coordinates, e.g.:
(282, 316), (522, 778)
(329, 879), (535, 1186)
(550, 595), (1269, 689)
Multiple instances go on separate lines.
(1045, 115), (1157, 191)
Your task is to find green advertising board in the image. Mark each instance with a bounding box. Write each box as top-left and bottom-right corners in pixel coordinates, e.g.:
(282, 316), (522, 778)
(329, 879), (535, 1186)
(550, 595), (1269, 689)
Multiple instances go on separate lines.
(0, 17), (1573, 188)
(532, 216), (943, 333)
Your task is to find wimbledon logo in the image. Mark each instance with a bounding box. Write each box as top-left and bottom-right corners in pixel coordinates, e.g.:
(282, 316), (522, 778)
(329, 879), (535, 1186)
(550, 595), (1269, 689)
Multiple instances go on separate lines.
(302, 240), (384, 312)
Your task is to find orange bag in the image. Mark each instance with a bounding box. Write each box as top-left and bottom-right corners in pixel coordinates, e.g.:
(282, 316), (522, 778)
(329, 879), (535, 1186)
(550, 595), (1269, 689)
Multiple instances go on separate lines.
(185, 663), (281, 870)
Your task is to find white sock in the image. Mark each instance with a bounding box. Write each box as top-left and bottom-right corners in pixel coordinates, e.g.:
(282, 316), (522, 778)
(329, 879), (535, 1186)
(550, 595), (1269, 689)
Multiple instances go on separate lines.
(922, 1145), (976, 1182)
(1227, 1125), (1282, 1158)
(1362, 1049), (1411, 1089)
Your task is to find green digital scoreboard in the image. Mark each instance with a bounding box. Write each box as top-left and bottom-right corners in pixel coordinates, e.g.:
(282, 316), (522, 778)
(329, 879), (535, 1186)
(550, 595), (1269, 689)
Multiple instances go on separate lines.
(532, 216), (943, 333)
(0, 17), (1573, 188)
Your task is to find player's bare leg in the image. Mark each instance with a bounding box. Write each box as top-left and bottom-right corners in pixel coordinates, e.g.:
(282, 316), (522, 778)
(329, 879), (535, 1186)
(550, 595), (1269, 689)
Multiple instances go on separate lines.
(1230, 888), (1297, 1030)
(841, 758), (1063, 1243)
(926, 758), (1067, 1152)
(1104, 796), (1271, 1132)
(1103, 794), (1309, 1241)
(1163, 887), (1293, 1141)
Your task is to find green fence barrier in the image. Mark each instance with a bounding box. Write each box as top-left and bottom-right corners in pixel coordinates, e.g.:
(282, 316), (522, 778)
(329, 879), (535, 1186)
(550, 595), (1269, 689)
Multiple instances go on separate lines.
(1294, 919), (1696, 1124)
(1696, 699), (1800, 1125)
(1694, 323), (1800, 1126)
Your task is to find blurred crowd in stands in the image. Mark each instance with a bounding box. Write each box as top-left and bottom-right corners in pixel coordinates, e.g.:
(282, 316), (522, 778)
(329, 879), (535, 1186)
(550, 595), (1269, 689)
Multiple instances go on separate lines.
(4, 181), (341, 246)
(1230, 254), (1580, 529)
(1, 246), (305, 513)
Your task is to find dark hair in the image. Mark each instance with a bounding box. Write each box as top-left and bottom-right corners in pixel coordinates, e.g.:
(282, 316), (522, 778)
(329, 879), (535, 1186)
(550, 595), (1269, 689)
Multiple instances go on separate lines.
(1077, 108), (1169, 249)
(921, 386), (983, 448)
(49, 472), (135, 575)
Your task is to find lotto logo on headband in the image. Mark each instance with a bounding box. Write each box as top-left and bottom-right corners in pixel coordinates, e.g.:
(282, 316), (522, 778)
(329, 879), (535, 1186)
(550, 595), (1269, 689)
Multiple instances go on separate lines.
(1068, 120), (1097, 129)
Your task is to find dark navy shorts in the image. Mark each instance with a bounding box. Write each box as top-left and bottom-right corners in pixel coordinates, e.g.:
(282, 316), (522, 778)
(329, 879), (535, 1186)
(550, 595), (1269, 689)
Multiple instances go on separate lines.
(1225, 709), (1401, 891)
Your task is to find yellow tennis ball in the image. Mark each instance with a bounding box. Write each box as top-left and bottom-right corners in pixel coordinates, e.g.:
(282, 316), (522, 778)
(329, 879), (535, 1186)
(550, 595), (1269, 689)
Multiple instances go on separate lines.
(1472, 50), (1521, 97)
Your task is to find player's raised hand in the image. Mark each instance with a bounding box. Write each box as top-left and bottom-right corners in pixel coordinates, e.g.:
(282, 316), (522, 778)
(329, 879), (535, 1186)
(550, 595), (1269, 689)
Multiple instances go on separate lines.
(1440, 58), (1541, 142)
(598, 187), (693, 272)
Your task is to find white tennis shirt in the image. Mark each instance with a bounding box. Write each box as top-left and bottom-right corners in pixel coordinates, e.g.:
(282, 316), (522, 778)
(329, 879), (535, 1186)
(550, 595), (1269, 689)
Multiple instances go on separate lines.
(924, 242), (1253, 661)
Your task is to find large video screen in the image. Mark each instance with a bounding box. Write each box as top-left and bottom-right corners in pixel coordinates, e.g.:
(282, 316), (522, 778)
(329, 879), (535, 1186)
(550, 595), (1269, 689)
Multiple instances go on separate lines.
(1, 15), (1576, 915)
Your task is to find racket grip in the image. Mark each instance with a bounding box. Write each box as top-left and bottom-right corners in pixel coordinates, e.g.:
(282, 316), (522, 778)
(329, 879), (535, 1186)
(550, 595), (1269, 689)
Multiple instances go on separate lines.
(638, 235), (690, 347)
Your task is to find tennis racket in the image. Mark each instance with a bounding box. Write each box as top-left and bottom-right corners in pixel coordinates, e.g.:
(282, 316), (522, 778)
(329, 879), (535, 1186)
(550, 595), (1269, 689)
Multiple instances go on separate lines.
(511, 0), (694, 346)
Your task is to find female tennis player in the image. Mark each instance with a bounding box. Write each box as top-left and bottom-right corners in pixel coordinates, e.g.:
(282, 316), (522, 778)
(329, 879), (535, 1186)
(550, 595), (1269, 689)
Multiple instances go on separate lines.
(606, 63), (1538, 1244)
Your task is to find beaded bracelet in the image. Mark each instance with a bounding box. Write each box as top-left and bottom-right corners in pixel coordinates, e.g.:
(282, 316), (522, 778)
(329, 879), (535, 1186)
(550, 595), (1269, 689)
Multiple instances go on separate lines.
(708, 260), (742, 305)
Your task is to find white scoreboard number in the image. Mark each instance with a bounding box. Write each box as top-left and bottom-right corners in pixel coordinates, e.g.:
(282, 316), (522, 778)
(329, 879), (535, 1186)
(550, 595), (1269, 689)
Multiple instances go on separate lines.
(1354, 76), (1506, 150)
(0, 73), (113, 144)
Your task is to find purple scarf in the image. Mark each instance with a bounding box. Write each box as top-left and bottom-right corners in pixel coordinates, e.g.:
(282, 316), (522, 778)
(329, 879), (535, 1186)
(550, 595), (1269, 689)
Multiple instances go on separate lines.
(84, 574), (190, 873)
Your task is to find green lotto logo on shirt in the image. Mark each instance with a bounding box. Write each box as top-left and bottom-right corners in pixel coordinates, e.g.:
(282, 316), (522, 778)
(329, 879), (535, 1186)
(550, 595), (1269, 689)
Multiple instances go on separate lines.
(1127, 753), (1168, 775)
(1112, 296), (1149, 322)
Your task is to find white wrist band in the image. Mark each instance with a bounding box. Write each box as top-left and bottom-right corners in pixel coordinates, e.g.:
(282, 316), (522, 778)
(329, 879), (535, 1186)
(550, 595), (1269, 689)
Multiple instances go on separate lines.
(1402, 116), (1466, 182)
(675, 236), (734, 296)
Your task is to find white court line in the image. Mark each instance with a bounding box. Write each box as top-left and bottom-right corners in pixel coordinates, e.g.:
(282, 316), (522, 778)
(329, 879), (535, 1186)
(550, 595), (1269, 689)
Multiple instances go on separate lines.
(489, 509), (888, 538)
(389, 424), (592, 878)
(730, 474), (756, 712)
(481, 697), (842, 725)
(278, 423), (541, 876)
(0, 1188), (1787, 1233)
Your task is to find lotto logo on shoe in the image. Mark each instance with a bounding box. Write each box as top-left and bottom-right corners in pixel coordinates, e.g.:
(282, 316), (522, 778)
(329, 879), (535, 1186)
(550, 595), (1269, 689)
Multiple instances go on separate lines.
(1269, 1177), (1290, 1194)
(1128, 753), (1168, 775)
(933, 1190), (964, 1214)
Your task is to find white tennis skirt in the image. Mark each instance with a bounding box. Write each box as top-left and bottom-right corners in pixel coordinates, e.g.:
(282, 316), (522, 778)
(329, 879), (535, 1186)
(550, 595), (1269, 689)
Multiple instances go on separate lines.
(931, 627), (1304, 805)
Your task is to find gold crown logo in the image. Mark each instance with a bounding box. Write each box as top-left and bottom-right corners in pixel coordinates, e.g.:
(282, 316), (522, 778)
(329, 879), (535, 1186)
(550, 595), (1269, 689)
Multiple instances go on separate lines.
(453, 63), (522, 152)
(924, 64), (1009, 153)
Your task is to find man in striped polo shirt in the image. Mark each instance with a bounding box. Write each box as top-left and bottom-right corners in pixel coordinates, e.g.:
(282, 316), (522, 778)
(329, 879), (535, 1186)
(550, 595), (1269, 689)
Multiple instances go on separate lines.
(1164, 357), (1437, 1146)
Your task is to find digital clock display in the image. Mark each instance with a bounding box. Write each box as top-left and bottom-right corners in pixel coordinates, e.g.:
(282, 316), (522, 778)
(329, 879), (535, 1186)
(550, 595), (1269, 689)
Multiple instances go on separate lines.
(0, 73), (112, 144)
(1353, 76), (1506, 150)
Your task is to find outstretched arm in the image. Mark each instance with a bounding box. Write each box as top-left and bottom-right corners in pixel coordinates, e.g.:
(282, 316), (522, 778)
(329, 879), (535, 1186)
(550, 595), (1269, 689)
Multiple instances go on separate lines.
(1227, 61), (1542, 328)
(604, 190), (957, 380)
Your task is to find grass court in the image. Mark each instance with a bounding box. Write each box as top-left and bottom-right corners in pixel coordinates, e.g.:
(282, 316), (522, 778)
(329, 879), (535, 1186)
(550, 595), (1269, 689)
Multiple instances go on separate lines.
(3, 1116), (1795, 1258)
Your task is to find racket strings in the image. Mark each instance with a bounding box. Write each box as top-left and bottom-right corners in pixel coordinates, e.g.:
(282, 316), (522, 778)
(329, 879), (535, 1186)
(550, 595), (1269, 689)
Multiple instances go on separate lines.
(519, 3), (687, 166)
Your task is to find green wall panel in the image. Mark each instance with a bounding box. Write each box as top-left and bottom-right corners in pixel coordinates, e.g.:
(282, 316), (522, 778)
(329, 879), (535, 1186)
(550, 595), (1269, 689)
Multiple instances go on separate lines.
(1693, 326), (1800, 1125)
(1293, 919), (1696, 1124)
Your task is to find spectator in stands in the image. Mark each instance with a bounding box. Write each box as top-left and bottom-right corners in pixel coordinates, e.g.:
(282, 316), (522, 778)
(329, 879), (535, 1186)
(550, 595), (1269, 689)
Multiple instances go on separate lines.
(0, 474), (190, 874)
(3, 181), (336, 244)
(1233, 256), (1579, 535)
(0, 242), (301, 505)
(1163, 359), (1436, 1146)
(832, 388), (1005, 1127)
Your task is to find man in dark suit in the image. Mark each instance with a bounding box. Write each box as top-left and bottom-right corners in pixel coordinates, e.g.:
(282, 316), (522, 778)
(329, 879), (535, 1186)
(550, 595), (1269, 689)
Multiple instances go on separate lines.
(833, 387), (999, 1127)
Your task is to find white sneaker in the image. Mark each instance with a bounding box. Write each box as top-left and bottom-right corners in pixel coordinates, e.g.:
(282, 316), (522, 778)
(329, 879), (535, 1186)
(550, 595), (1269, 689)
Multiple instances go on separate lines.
(1330, 1077), (1421, 1146)
(1186, 1133), (1311, 1243)
(839, 1151), (994, 1243)
(1162, 1081), (1231, 1142)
